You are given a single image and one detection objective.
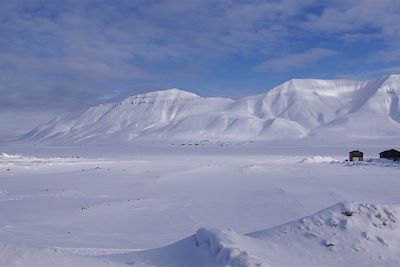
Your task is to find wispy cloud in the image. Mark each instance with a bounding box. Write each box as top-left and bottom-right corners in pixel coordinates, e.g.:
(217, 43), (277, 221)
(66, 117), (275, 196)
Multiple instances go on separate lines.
(256, 48), (337, 72)
(0, 0), (312, 111)
(369, 49), (400, 63)
(303, 0), (400, 38)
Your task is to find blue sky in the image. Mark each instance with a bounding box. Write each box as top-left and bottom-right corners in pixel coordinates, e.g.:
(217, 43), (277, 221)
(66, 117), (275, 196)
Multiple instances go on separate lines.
(1, 0), (400, 139)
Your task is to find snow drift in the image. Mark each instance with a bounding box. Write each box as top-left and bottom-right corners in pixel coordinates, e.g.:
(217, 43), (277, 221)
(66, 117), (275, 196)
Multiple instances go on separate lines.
(298, 156), (340, 163)
(19, 75), (400, 144)
(2, 201), (400, 266)
(107, 201), (400, 267)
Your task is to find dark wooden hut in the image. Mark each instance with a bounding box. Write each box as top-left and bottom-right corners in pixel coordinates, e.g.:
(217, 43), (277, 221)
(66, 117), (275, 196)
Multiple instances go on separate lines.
(379, 149), (400, 161)
(349, 150), (363, 162)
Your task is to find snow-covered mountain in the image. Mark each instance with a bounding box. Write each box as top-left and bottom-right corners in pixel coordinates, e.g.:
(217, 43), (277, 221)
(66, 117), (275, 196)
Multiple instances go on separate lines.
(21, 75), (400, 144)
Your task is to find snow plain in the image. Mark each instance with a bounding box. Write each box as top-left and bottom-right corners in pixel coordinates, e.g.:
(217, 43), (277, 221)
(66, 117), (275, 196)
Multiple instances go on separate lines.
(1, 143), (400, 267)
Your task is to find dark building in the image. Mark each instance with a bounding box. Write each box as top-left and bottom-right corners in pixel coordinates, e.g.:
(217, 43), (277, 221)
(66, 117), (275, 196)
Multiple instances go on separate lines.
(349, 150), (363, 162)
(379, 149), (400, 161)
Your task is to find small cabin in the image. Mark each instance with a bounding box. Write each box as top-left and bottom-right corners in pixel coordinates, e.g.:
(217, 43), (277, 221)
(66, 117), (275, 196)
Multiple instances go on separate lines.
(379, 149), (400, 161)
(349, 150), (363, 162)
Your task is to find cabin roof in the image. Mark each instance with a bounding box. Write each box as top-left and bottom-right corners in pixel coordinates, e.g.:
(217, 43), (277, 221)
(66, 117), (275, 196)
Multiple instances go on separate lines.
(349, 150), (363, 154)
(380, 149), (400, 154)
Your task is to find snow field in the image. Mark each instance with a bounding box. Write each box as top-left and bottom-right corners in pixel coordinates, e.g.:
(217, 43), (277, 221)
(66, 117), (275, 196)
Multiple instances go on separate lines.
(1, 146), (400, 266)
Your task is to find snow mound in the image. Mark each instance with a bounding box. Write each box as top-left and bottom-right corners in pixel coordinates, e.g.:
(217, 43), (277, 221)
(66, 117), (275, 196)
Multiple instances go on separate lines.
(298, 156), (340, 163)
(114, 201), (400, 267)
(342, 158), (400, 167)
(195, 228), (264, 267)
(0, 153), (22, 159)
(2, 202), (400, 266)
(248, 201), (400, 266)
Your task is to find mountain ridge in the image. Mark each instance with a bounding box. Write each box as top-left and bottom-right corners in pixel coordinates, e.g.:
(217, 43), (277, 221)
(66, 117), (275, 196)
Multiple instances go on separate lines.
(18, 75), (400, 144)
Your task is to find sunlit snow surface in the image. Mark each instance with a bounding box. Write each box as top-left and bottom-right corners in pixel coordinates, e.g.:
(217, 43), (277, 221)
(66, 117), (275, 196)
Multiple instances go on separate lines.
(1, 144), (400, 266)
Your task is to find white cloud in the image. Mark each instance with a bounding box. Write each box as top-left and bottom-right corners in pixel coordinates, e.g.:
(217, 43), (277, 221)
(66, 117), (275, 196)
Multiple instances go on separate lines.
(303, 0), (400, 40)
(256, 48), (337, 72)
(0, 0), (316, 111)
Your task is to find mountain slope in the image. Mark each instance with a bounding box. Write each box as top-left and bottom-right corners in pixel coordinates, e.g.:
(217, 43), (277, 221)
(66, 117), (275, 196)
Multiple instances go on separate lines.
(20, 75), (400, 144)
(313, 75), (400, 138)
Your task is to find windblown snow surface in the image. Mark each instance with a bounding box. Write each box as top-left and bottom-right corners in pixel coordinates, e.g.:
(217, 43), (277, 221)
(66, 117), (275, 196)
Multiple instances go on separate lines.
(107, 202), (400, 267)
(18, 75), (400, 144)
(1, 146), (400, 266)
(3, 201), (400, 266)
